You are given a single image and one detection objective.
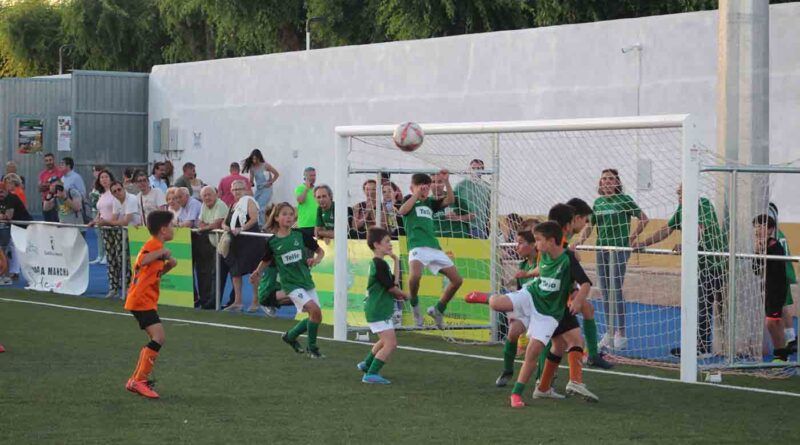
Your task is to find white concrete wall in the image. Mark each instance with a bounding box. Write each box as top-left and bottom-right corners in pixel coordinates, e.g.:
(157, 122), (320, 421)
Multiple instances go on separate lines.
(149, 3), (800, 220)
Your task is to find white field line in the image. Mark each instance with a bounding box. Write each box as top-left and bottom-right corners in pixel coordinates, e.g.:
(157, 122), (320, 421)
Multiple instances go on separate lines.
(3, 297), (799, 399)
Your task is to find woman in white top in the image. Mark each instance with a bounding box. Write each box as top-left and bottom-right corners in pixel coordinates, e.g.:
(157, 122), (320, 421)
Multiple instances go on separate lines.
(221, 180), (265, 312)
(241, 149), (280, 226)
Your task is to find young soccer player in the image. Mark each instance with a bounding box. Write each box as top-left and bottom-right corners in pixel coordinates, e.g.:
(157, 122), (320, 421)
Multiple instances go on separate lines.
(357, 227), (410, 384)
(124, 210), (177, 399)
(398, 171), (463, 328)
(768, 203), (798, 353)
(251, 202), (326, 358)
(753, 215), (791, 361)
(505, 221), (594, 407)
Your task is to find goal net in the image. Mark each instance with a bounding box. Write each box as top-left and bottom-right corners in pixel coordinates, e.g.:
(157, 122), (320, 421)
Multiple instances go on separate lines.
(332, 115), (796, 380)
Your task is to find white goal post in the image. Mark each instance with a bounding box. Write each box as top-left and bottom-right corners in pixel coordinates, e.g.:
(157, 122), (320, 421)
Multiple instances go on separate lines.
(333, 115), (701, 382)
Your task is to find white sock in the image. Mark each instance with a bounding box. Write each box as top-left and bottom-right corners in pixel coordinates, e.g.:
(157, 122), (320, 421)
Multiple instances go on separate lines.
(785, 327), (796, 341)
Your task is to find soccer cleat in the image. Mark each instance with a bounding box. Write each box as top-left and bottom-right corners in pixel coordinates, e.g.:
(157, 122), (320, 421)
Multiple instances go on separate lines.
(787, 338), (798, 354)
(362, 374), (391, 384)
(509, 394), (525, 408)
(281, 333), (304, 353)
(357, 361), (369, 373)
(495, 370), (514, 387)
(613, 333), (628, 350)
(306, 347), (325, 359)
(412, 305), (424, 327)
(261, 305), (277, 317)
(587, 354), (614, 369)
(465, 291), (489, 304)
(426, 306), (445, 329)
(566, 381), (599, 403)
(0, 344), (5, 353)
(104, 290), (118, 300)
(125, 379), (160, 399)
(532, 387), (566, 400)
(599, 332), (613, 350)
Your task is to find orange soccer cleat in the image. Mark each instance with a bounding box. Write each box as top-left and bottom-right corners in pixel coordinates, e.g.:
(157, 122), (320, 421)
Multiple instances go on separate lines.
(0, 343), (5, 353)
(465, 291), (489, 304)
(510, 393), (526, 408)
(126, 379), (160, 399)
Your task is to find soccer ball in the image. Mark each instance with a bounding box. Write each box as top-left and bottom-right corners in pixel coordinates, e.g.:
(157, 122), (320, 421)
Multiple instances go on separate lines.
(393, 122), (424, 152)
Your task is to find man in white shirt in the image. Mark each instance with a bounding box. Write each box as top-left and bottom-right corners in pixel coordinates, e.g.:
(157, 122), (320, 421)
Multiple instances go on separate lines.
(135, 170), (167, 221)
(111, 182), (142, 227)
(148, 162), (168, 194)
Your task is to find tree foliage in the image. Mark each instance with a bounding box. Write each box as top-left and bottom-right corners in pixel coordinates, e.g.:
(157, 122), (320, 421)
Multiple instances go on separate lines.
(0, 0), (63, 76)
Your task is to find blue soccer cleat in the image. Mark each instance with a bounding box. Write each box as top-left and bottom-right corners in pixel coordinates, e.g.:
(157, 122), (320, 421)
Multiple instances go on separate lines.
(362, 374), (391, 385)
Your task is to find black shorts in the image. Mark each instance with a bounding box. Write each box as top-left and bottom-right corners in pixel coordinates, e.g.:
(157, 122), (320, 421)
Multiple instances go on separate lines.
(553, 310), (580, 337)
(765, 291), (785, 319)
(131, 310), (161, 330)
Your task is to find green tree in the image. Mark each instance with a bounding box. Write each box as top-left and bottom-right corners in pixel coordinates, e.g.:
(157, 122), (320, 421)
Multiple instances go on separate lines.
(61, 0), (167, 72)
(306, 0), (385, 48)
(0, 0), (63, 76)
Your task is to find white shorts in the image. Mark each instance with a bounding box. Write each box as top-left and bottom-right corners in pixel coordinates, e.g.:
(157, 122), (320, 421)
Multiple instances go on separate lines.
(368, 319), (395, 334)
(408, 247), (454, 275)
(504, 288), (559, 345)
(288, 288), (320, 313)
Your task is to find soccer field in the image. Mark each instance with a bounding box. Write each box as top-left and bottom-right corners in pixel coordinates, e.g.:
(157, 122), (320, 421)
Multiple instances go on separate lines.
(1, 291), (798, 444)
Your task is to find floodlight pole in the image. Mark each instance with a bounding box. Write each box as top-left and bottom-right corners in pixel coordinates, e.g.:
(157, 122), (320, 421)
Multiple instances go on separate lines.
(58, 44), (75, 75)
(306, 16), (326, 51)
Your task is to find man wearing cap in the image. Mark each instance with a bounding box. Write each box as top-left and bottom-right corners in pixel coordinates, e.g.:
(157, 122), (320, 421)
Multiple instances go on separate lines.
(294, 166), (318, 238)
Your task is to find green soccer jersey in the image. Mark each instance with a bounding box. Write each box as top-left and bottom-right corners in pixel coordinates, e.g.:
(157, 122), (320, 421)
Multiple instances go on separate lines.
(516, 258), (537, 290)
(402, 197), (445, 250)
(258, 264), (281, 305)
(526, 250), (590, 321)
(263, 229), (319, 293)
(667, 198), (727, 272)
(364, 257), (396, 323)
(590, 194), (643, 247)
(316, 202), (335, 230)
(776, 230), (798, 284)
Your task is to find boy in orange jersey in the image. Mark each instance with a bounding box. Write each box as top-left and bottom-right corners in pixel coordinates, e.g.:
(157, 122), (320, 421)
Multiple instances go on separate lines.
(124, 210), (177, 399)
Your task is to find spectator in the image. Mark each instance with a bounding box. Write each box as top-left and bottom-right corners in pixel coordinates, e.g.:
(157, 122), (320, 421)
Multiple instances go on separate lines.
(196, 186), (228, 309)
(149, 161), (168, 194)
(221, 180), (264, 312)
(632, 184), (723, 357)
(175, 187), (202, 228)
(109, 180), (142, 227)
(0, 183), (31, 284)
(38, 153), (63, 222)
(453, 159), (490, 238)
(430, 172), (467, 238)
(42, 181), (84, 225)
(134, 169), (167, 221)
(242, 149), (280, 226)
(294, 166), (318, 238)
(59, 157), (86, 197)
(314, 185), (355, 241)
(4, 174), (26, 207)
(163, 160), (175, 185)
(174, 162), (206, 200)
(578, 168), (649, 350)
(752, 214), (791, 361)
(89, 170), (126, 300)
(218, 162), (252, 207)
(5, 161), (24, 186)
(122, 167), (139, 195)
(352, 179), (378, 237)
(89, 165), (107, 265)
(380, 183), (401, 237)
(165, 187), (181, 222)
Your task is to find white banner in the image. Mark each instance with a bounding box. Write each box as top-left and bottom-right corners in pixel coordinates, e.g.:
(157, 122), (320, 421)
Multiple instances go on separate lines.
(57, 116), (72, 151)
(11, 224), (88, 295)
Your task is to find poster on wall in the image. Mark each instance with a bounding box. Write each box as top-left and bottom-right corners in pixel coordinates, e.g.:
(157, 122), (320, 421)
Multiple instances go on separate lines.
(57, 116), (72, 151)
(17, 119), (44, 154)
(10, 223), (89, 295)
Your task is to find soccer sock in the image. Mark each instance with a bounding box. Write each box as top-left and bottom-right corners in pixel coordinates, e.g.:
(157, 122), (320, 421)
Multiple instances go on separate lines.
(511, 382), (526, 396)
(537, 353), (562, 392)
(503, 340), (517, 373)
(584, 318), (599, 358)
(410, 295), (419, 307)
(567, 346), (583, 383)
(364, 352), (376, 369)
(132, 341), (161, 382)
(367, 358), (385, 375)
(287, 319), (308, 341)
(785, 327), (796, 341)
(435, 301), (447, 314)
(307, 321), (320, 349)
(535, 341), (551, 380)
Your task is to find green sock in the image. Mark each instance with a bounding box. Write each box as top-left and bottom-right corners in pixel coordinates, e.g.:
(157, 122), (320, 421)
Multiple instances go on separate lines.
(367, 358), (385, 375)
(535, 341), (551, 380)
(435, 301), (447, 314)
(307, 321), (320, 349)
(364, 352), (376, 368)
(287, 319), (308, 340)
(410, 295), (419, 307)
(503, 340), (517, 373)
(584, 318), (599, 358)
(512, 382), (525, 395)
